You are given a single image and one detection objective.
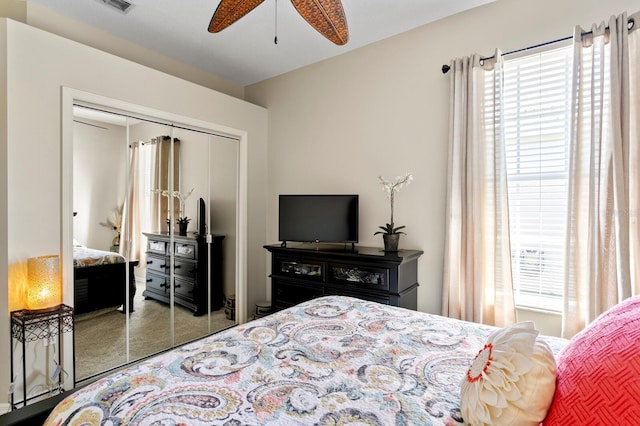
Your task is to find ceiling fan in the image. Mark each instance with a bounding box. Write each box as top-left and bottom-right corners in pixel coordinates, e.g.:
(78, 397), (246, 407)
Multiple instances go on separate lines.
(208, 0), (349, 46)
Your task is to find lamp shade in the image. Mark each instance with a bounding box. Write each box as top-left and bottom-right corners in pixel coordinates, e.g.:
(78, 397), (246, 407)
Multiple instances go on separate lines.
(26, 255), (62, 311)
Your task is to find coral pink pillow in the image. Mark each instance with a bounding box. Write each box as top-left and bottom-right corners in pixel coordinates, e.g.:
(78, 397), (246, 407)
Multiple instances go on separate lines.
(543, 295), (640, 424)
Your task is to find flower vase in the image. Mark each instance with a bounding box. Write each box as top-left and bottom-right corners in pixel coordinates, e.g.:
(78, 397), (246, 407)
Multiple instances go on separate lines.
(383, 234), (400, 252)
(178, 222), (188, 236)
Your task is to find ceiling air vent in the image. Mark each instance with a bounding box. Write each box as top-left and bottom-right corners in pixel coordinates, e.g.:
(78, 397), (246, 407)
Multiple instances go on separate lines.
(98, 0), (134, 13)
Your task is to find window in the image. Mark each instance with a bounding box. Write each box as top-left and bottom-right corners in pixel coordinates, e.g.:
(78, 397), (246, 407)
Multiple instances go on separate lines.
(501, 44), (573, 311)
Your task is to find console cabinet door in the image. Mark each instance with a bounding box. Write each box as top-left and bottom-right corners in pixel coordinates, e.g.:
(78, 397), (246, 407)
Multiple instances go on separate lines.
(328, 263), (389, 291)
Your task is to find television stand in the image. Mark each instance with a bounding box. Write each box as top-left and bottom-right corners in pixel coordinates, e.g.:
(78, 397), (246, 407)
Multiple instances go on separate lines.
(265, 244), (423, 311)
(280, 241), (356, 251)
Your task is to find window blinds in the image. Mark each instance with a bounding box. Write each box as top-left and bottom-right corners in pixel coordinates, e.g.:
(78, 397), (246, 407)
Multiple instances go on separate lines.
(502, 45), (573, 311)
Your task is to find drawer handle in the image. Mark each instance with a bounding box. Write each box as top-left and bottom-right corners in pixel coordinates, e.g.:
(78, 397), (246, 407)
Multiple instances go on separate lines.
(161, 264), (168, 269)
(146, 260), (152, 265)
(160, 282), (168, 288)
(146, 278), (152, 283)
(174, 284), (182, 289)
(174, 265), (182, 269)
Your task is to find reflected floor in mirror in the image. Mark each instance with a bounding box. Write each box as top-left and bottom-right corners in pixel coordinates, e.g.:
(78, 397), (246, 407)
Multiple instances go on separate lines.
(74, 281), (235, 381)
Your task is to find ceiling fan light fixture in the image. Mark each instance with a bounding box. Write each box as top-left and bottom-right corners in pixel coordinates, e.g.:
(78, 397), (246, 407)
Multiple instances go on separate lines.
(97, 0), (134, 14)
(291, 0), (348, 45)
(208, 0), (266, 33)
(208, 0), (348, 45)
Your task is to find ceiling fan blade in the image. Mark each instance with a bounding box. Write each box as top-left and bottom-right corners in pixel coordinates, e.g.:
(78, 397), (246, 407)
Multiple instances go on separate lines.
(290, 0), (348, 45)
(208, 0), (265, 33)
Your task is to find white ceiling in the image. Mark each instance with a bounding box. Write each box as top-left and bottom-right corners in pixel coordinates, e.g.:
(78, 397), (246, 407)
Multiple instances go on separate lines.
(27, 0), (493, 86)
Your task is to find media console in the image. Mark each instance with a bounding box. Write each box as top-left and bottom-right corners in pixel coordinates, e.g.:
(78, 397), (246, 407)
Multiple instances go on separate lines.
(264, 243), (423, 311)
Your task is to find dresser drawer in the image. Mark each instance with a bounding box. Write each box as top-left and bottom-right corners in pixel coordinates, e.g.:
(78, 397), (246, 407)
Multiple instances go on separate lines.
(324, 286), (390, 305)
(173, 277), (194, 299)
(148, 239), (167, 255)
(273, 279), (323, 308)
(174, 242), (196, 259)
(146, 255), (169, 274)
(146, 272), (169, 294)
(173, 259), (197, 279)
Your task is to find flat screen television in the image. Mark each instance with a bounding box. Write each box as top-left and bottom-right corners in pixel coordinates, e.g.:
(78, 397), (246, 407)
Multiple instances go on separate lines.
(279, 194), (359, 245)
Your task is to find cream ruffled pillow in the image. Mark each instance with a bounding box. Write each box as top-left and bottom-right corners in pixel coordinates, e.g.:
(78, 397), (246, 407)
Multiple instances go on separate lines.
(460, 321), (557, 426)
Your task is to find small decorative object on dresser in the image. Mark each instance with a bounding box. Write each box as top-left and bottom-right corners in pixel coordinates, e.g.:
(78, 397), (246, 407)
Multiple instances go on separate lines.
(375, 173), (413, 251)
(156, 187), (195, 236)
(177, 217), (190, 236)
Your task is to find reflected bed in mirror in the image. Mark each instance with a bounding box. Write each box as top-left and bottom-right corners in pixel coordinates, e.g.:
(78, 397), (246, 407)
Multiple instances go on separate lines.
(72, 241), (133, 315)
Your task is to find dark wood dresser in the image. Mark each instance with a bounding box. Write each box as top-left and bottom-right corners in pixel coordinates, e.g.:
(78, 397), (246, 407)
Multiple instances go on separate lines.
(265, 243), (423, 311)
(143, 233), (224, 315)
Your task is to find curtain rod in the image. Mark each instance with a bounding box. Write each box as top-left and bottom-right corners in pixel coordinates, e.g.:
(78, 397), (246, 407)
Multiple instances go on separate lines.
(442, 17), (635, 74)
(441, 34), (571, 74)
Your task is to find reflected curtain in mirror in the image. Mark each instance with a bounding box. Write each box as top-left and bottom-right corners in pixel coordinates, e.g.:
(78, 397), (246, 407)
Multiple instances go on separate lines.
(125, 136), (181, 262)
(152, 136), (181, 232)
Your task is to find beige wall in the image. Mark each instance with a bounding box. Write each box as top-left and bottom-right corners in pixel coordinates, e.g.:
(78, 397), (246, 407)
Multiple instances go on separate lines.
(245, 0), (640, 334)
(1, 18), (267, 404)
(0, 0), (25, 23)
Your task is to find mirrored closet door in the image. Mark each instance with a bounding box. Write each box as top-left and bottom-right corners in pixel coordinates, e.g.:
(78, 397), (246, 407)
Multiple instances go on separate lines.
(71, 105), (238, 383)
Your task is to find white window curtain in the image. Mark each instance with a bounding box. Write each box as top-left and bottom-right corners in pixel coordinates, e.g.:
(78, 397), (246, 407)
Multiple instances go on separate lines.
(124, 136), (180, 263)
(123, 141), (143, 262)
(442, 51), (517, 327)
(149, 136), (181, 232)
(563, 11), (639, 338)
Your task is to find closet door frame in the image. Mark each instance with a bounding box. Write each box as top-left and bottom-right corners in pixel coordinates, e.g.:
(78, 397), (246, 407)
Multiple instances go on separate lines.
(61, 87), (248, 387)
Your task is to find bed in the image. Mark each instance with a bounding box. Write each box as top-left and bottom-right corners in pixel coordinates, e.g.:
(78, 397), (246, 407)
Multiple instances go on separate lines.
(45, 295), (572, 425)
(73, 243), (136, 314)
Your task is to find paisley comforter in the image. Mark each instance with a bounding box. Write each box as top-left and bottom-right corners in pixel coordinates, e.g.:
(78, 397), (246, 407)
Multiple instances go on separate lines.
(73, 245), (124, 268)
(45, 296), (566, 425)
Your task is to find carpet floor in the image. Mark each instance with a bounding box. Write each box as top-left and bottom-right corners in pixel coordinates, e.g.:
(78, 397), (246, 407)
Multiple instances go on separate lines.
(74, 282), (235, 381)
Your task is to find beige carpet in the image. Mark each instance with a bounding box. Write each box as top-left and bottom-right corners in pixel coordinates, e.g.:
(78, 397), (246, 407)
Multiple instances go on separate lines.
(75, 282), (235, 381)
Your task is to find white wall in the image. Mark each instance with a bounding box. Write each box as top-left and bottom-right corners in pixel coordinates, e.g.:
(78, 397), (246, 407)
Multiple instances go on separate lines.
(210, 138), (239, 299)
(1, 18), (267, 402)
(73, 119), (127, 249)
(0, 18), (9, 415)
(245, 0), (640, 333)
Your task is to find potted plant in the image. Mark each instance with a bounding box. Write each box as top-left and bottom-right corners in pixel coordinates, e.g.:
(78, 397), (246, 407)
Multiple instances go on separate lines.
(177, 216), (191, 236)
(374, 173), (413, 251)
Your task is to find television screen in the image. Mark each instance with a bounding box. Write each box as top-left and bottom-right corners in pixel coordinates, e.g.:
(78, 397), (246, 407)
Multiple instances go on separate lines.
(197, 197), (206, 236)
(279, 195), (359, 243)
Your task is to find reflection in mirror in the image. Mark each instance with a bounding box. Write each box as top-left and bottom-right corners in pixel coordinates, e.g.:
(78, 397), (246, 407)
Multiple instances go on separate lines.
(170, 130), (239, 347)
(72, 106), (237, 383)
